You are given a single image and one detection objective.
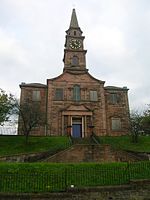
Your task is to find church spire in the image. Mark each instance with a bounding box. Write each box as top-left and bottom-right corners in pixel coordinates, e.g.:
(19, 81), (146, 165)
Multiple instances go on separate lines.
(69, 8), (79, 28)
(63, 9), (87, 73)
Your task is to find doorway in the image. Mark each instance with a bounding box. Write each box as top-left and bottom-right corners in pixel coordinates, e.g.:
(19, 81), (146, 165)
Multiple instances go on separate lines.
(72, 117), (82, 138)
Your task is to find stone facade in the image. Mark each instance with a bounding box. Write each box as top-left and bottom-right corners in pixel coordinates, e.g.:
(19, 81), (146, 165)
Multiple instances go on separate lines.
(18, 9), (130, 137)
(18, 83), (47, 136)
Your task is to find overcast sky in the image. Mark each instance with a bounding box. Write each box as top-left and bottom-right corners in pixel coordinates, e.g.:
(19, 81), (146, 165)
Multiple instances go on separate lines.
(0, 0), (150, 111)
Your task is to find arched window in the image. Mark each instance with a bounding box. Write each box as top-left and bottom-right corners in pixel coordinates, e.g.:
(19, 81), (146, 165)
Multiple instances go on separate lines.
(73, 85), (80, 101)
(74, 31), (76, 36)
(72, 56), (79, 66)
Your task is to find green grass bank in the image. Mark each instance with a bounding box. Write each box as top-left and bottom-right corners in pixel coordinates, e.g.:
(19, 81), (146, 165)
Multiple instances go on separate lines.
(0, 136), (71, 156)
(0, 135), (149, 157)
(99, 135), (150, 152)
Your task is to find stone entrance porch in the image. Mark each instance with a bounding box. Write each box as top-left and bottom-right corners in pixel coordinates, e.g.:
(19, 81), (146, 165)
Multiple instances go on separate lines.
(62, 105), (93, 138)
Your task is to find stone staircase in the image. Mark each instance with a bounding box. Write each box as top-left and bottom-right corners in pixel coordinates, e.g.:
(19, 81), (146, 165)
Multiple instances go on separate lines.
(71, 137), (95, 145)
(0, 136), (148, 163)
(42, 143), (145, 163)
(39, 135), (148, 163)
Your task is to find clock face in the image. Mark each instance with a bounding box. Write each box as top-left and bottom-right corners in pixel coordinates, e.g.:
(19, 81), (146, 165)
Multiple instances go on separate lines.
(69, 39), (81, 49)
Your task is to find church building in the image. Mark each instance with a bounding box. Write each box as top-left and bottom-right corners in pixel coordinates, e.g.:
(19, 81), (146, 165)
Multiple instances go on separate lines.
(19, 9), (130, 137)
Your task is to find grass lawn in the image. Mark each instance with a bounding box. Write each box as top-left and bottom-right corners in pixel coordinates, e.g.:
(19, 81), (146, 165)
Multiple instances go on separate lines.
(0, 135), (149, 157)
(99, 135), (150, 152)
(0, 136), (71, 156)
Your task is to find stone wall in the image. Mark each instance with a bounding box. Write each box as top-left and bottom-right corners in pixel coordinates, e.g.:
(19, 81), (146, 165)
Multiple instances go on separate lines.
(0, 150), (54, 162)
(104, 87), (130, 136)
(0, 180), (149, 200)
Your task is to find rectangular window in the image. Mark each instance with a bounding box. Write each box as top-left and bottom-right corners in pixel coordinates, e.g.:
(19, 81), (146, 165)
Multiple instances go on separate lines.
(55, 88), (63, 100)
(90, 91), (98, 101)
(109, 93), (120, 104)
(112, 118), (121, 130)
(32, 90), (41, 101)
(73, 85), (80, 101)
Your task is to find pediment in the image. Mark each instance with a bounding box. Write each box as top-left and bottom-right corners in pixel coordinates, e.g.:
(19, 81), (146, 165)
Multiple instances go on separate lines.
(64, 104), (91, 112)
(62, 104), (92, 116)
(47, 71), (105, 84)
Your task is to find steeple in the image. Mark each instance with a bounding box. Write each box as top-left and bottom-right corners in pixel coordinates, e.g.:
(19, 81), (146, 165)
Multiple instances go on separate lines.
(69, 8), (79, 28)
(63, 9), (87, 74)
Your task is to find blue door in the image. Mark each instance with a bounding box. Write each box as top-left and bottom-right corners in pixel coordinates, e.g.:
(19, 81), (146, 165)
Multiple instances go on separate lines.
(72, 124), (81, 138)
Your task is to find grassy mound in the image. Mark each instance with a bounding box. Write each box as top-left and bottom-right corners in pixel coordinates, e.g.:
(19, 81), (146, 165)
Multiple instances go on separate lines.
(0, 135), (149, 157)
(100, 135), (150, 152)
(0, 136), (71, 156)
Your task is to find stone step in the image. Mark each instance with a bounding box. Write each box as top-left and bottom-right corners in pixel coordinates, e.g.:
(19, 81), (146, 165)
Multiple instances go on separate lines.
(42, 144), (145, 163)
(71, 137), (95, 145)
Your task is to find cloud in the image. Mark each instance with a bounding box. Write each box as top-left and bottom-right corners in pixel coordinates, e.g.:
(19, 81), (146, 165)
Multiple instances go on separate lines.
(0, 27), (31, 94)
(88, 26), (127, 58)
(0, 28), (29, 66)
(0, 0), (149, 111)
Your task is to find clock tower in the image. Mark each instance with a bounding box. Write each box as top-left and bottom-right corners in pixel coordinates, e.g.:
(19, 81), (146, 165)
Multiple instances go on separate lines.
(63, 9), (87, 73)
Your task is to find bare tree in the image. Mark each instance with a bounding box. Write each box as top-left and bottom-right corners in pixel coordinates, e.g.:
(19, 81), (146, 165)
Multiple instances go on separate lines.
(141, 104), (150, 135)
(130, 110), (143, 143)
(17, 101), (46, 143)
